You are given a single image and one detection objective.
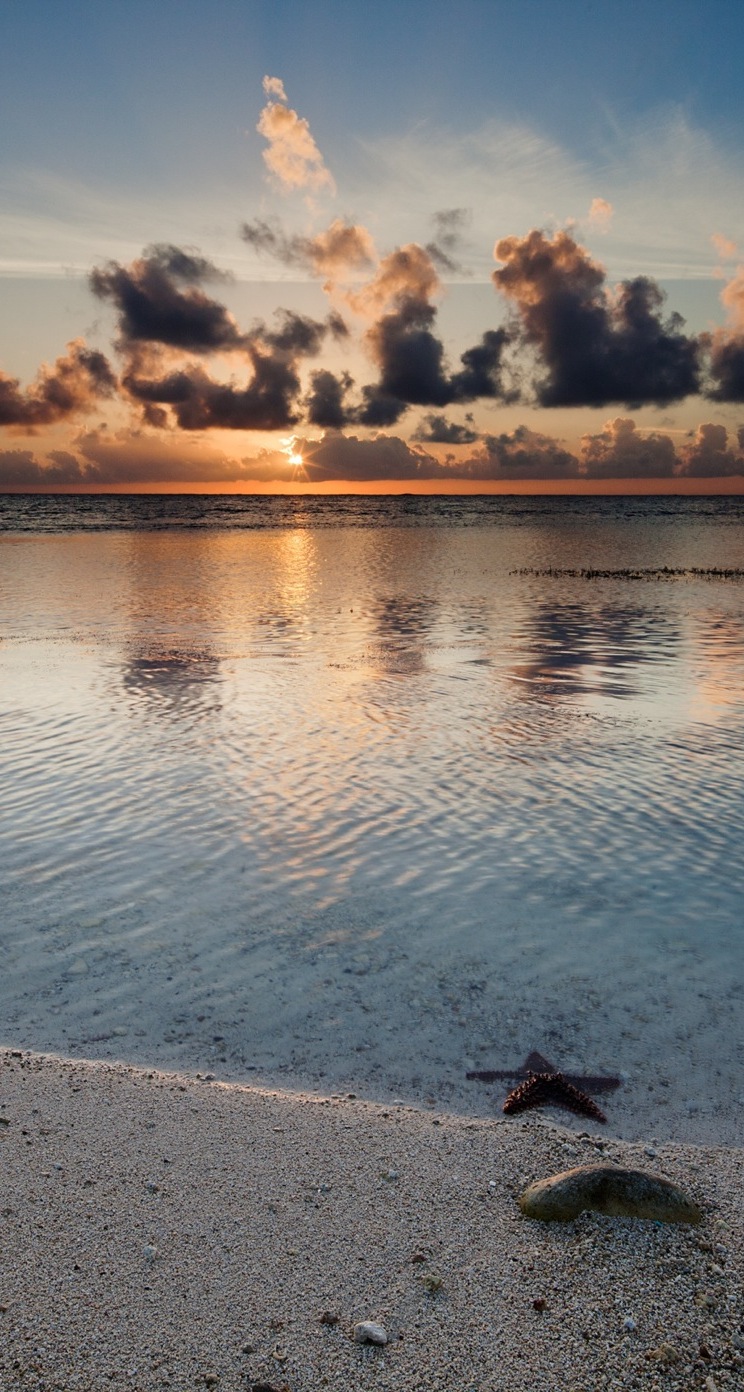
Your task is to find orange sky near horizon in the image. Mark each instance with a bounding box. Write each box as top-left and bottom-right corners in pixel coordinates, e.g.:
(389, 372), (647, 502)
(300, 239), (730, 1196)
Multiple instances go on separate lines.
(5, 475), (744, 497)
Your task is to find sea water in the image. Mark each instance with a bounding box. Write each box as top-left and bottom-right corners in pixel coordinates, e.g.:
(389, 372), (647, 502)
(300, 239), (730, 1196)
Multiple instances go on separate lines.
(1, 494), (743, 1141)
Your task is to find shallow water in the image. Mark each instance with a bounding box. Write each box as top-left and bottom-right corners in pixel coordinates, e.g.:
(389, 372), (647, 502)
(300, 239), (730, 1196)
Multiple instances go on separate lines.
(2, 496), (743, 1141)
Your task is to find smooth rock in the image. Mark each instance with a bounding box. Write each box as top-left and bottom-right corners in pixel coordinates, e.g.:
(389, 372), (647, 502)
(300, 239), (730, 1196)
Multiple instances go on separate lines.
(354, 1321), (388, 1345)
(519, 1165), (702, 1224)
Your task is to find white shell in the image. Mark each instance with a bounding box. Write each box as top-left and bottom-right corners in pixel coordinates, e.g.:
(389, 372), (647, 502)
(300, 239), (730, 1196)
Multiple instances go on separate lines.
(354, 1321), (388, 1345)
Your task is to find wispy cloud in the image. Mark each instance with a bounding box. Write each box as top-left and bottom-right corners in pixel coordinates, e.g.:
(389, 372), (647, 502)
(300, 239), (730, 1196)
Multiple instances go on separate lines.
(257, 77), (335, 195)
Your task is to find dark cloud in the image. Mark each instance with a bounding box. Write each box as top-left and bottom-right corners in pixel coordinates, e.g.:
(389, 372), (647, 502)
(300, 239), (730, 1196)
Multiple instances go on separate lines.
(294, 426), (578, 482)
(297, 432), (441, 482)
(94, 243), (340, 431)
(259, 309), (331, 356)
(0, 340), (116, 430)
(493, 229), (701, 407)
(707, 335), (744, 401)
(450, 329), (514, 400)
(305, 369), (354, 429)
(462, 426), (579, 480)
(121, 311), (336, 431)
(243, 227), (508, 427)
(118, 347), (301, 431)
(363, 299), (451, 411)
(412, 413), (479, 445)
(90, 243), (244, 353)
(678, 423), (744, 477)
(359, 305), (512, 426)
(580, 417), (677, 478)
(0, 447), (95, 486)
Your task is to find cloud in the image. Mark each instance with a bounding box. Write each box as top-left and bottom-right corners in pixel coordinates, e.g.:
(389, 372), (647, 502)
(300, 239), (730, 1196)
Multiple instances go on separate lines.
(462, 426), (579, 480)
(262, 75), (287, 103)
(360, 316), (512, 426)
(0, 339), (116, 430)
(89, 243), (340, 430)
(412, 413), (479, 444)
(493, 228), (701, 407)
(678, 423), (743, 477)
(0, 431), (308, 486)
(90, 243), (243, 353)
(345, 243), (441, 320)
(76, 429), (258, 484)
(243, 227), (513, 429)
(0, 448), (82, 485)
(425, 208), (471, 274)
(580, 417), (677, 478)
(587, 198), (614, 233)
(304, 369), (355, 429)
(120, 304), (338, 430)
(125, 354), (303, 432)
(295, 425), (579, 485)
(256, 80), (335, 195)
(711, 233), (739, 261)
(349, 242), (512, 425)
(296, 431), (440, 482)
(241, 215), (375, 281)
(706, 263), (744, 401)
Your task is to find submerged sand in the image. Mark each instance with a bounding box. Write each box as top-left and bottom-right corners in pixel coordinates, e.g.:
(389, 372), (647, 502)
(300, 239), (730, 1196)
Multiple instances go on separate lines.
(1, 1048), (742, 1392)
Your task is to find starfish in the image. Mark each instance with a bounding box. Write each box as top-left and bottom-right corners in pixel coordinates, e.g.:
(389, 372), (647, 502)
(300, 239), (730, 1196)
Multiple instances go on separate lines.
(466, 1050), (621, 1123)
(502, 1071), (608, 1122)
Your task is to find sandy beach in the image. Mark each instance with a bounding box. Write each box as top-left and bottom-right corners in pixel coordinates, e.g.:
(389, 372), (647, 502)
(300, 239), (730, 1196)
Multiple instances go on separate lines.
(1, 1048), (742, 1392)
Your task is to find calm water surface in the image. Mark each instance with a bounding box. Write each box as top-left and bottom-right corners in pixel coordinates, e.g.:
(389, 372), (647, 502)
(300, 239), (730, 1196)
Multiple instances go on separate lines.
(2, 495), (743, 1140)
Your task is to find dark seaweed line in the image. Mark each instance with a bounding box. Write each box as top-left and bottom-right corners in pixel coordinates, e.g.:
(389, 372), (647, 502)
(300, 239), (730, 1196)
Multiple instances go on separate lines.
(511, 566), (744, 580)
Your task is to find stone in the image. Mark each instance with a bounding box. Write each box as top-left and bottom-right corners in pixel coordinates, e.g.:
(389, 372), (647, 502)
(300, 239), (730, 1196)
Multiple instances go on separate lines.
(354, 1321), (388, 1345)
(645, 1342), (680, 1365)
(519, 1165), (701, 1224)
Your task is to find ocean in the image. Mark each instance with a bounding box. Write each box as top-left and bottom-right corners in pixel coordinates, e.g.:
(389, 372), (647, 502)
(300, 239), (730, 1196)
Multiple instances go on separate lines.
(2, 493), (743, 1141)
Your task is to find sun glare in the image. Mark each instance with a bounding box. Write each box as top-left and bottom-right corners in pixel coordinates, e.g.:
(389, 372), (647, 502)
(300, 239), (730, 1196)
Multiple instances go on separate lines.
(281, 435), (305, 474)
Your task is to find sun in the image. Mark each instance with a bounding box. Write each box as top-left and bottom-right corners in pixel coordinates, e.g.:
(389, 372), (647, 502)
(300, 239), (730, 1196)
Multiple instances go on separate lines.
(281, 435), (305, 475)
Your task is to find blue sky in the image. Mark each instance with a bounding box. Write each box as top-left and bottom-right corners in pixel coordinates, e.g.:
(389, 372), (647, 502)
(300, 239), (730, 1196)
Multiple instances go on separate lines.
(2, 0), (744, 490)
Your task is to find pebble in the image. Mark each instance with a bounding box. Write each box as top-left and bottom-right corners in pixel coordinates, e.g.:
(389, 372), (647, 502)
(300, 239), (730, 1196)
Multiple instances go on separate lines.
(623, 1317), (636, 1331)
(519, 1165), (702, 1224)
(354, 1321), (388, 1345)
(143, 1244), (158, 1262)
(645, 1342), (680, 1365)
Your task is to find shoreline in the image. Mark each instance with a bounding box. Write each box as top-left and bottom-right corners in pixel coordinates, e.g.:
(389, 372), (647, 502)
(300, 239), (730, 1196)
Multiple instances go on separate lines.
(2, 1048), (742, 1391)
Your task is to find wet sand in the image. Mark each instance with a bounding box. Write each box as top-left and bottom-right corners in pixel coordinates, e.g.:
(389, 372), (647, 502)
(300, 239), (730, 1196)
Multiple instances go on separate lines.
(1, 1048), (742, 1392)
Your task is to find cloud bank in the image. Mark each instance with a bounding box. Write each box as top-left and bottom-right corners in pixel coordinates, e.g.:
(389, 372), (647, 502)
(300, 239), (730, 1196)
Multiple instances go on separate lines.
(4, 419), (744, 488)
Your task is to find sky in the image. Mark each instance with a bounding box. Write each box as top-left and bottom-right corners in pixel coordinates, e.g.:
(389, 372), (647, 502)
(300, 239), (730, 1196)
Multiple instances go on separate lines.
(2, 0), (744, 493)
